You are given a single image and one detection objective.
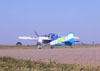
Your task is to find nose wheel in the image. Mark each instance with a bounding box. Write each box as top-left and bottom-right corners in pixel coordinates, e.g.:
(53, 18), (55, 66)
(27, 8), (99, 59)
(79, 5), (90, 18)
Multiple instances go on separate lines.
(37, 43), (44, 49)
(38, 45), (43, 49)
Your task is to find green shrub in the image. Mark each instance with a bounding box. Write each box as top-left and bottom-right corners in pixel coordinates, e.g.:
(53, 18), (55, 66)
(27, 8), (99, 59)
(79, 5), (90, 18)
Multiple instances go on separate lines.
(0, 57), (100, 71)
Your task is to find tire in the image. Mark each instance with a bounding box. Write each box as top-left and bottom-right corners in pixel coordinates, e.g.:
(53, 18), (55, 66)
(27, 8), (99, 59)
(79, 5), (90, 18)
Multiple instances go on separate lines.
(50, 46), (55, 49)
(38, 45), (43, 49)
(16, 42), (22, 46)
(70, 46), (73, 48)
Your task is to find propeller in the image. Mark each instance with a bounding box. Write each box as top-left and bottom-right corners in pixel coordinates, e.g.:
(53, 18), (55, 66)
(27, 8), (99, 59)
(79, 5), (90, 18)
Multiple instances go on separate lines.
(34, 32), (40, 46)
(34, 32), (39, 36)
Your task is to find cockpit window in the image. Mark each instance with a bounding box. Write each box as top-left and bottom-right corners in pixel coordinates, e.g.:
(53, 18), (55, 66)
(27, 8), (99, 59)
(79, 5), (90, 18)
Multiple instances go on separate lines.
(48, 33), (59, 40)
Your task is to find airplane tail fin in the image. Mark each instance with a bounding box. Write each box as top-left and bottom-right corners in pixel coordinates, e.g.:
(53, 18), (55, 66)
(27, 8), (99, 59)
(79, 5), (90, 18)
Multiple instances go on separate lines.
(65, 32), (79, 46)
(67, 32), (74, 39)
(67, 32), (79, 40)
(65, 32), (74, 46)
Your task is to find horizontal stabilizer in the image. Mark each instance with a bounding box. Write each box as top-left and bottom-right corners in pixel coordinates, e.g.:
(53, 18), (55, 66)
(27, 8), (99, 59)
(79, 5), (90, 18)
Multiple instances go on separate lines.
(74, 40), (80, 42)
(73, 37), (79, 39)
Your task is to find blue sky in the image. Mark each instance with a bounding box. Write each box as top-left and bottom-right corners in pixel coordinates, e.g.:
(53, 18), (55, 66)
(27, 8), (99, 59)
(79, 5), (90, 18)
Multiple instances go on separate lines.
(0, 0), (100, 45)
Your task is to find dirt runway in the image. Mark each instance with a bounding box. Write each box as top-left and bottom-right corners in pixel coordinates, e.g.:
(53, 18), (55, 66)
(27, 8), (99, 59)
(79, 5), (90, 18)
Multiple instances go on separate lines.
(0, 48), (100, 66)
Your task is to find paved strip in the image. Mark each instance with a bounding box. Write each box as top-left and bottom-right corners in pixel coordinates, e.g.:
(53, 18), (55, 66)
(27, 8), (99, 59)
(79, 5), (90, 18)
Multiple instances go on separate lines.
(0, 48), (100, 66)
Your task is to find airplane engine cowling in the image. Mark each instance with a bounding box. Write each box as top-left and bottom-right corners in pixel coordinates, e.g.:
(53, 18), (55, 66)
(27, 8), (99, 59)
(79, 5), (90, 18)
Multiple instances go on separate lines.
(38, 39), (43, 43)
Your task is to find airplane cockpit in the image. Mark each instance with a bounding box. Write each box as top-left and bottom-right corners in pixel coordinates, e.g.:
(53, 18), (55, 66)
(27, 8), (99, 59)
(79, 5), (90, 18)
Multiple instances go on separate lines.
(47, 33), (59, 40)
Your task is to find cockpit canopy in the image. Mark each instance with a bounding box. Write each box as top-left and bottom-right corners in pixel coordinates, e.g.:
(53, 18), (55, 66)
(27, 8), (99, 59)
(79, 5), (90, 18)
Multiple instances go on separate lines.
(47, 33), (59, 40)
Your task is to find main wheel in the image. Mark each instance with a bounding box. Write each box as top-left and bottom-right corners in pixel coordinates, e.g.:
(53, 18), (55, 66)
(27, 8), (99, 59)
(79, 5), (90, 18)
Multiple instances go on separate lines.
(50, 46), (55, 49)
(70, 46), (73, 48)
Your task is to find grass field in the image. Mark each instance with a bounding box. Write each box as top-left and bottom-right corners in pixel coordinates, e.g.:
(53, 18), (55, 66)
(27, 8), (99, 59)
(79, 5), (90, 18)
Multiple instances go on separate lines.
(0, 57), (100, 71)
(0, 45), (35, 49)
(0, 45), (100, 49)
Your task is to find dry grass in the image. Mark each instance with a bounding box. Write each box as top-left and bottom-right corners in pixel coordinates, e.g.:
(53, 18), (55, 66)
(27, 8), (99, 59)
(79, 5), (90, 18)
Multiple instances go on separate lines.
(0, 45), (100, 49)
(0, 45), (35, 49)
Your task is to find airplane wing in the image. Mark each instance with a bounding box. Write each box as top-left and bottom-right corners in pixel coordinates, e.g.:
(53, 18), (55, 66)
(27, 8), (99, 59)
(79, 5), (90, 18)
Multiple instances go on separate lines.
(18, 36), (39, 40)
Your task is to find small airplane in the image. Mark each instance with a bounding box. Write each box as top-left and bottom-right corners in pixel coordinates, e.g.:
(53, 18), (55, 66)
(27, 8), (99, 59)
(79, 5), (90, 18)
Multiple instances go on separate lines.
(18, 32), (79, 49)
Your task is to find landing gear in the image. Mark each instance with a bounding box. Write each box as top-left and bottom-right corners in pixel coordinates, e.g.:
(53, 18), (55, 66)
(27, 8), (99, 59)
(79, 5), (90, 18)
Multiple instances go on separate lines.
(37, 42), (43, 49)
(70, 46), (73, 48)
(50, 45), (55, 49)
(38, 45), (43, 49)
(16, 42), (22, 46)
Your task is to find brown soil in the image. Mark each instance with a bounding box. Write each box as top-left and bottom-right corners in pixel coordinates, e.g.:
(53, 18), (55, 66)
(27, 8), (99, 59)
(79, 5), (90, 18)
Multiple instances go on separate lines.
(0, 48), (100, 66)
